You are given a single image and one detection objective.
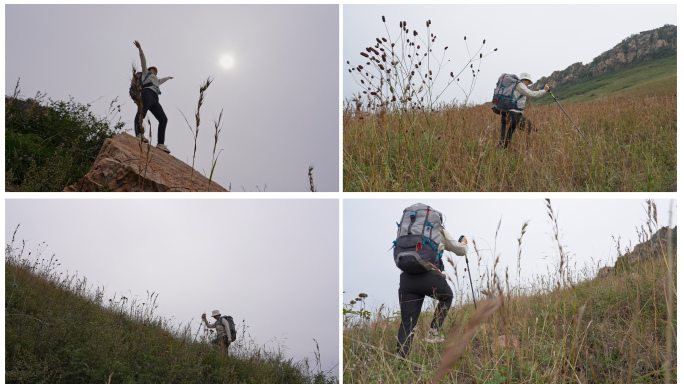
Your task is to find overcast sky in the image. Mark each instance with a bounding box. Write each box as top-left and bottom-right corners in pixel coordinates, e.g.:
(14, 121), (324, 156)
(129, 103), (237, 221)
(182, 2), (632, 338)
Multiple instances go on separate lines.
(344, 198), (676, 312)
(5, 4), (339, 192)
(5, 199), (339, 374)
(343, 4), (677, 106)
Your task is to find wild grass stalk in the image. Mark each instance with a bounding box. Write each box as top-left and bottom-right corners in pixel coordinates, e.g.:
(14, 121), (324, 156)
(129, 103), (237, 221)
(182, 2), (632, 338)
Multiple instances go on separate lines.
(179, 77), (213, 191)
(308, 165), (317, 192)
(207, 109), (224, 191)
(343, 199), (676, 383)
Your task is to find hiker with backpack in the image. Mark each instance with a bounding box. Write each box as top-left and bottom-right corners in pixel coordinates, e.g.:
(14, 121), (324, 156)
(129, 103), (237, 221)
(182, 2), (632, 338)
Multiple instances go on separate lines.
(202, 310), (236, 350)
(392, 203), (469, 360)
(132, 40), (173, 153)
(491, 72), (549, 149)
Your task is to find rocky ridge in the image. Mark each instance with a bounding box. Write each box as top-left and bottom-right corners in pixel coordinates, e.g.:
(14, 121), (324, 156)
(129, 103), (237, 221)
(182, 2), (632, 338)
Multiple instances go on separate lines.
(534, 25), (676, 90)
(64, 133), (228, 192)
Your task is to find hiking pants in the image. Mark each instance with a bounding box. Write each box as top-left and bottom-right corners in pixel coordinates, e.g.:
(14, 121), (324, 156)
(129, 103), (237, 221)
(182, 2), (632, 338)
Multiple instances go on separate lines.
(212, 334), (231, 349)
(499, 111), (532, 149)
(134, 88), (168, 144)
(396, 271), (453, 358)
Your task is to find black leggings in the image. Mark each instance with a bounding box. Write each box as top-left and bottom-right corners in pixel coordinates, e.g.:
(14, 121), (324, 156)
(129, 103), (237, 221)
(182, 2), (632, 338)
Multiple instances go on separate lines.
(396, 271), (453, 358)
(499, 111), (532, 149)
(134, 88), (168, 144)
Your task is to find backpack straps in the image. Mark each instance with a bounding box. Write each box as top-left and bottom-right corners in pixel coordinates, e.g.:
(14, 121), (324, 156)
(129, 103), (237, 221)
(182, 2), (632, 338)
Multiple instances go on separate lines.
(141, 71), (162, 95)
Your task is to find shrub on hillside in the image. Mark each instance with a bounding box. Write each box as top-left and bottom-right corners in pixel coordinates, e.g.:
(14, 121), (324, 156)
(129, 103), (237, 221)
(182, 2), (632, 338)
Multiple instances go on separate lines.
(5, 83), (124, 191)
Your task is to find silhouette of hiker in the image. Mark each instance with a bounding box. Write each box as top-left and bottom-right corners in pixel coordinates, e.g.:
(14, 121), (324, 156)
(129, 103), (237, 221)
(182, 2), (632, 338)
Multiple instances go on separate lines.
(133, 40), (173, 154)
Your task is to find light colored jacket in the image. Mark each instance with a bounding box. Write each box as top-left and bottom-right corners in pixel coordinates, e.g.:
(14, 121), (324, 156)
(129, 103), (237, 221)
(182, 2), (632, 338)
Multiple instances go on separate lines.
(510, 82), (546, 113)
(440, 228), (468, 256)
(207, 317), (233, 341)
(139, 49), (170, 95)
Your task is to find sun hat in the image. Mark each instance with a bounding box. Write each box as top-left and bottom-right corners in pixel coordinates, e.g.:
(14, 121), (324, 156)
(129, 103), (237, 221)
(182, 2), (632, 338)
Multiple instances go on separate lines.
(519, 72), (533, 82)
(211, 310), (221, 317)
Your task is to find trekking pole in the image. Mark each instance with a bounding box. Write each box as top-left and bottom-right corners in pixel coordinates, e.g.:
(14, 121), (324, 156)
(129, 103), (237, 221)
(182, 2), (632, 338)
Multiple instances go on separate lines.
(464, 254), (477, 309)
(548, 90), (592, 148)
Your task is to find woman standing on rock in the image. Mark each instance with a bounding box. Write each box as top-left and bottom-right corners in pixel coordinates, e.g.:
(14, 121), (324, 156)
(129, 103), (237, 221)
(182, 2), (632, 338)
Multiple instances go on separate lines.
(133, 40), (174, 154)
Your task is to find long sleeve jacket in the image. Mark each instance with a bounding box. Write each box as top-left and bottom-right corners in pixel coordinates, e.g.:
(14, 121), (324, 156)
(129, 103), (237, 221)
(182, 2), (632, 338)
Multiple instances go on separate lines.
(440, 228), (468, 256)
(139, 49), (170, 95)
(510, 82), (546, 113)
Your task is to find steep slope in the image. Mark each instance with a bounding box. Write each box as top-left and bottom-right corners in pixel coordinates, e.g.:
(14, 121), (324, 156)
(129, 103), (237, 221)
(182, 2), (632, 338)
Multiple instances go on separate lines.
(5, 244), (334, 383)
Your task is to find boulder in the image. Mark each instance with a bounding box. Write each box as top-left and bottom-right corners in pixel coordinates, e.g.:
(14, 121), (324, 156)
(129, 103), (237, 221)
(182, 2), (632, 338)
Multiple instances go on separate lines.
(64, 133), (228, 192)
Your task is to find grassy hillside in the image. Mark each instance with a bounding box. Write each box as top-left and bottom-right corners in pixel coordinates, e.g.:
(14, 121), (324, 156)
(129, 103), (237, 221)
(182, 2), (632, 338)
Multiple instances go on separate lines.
(5, 83), (125, 192)
(533, 54), (676, 105)
(343, 203), (676, 383)
(344, 90), (676, 191)
(5, 233), (336, 384)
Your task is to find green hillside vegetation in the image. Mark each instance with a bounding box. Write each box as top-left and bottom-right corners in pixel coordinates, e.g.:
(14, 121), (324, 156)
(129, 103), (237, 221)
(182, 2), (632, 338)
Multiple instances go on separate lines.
(5, 82), (124, 192)
(533, 54), (676, 105)
(5, 231), (336, 384)
(343, 202), (676, 383)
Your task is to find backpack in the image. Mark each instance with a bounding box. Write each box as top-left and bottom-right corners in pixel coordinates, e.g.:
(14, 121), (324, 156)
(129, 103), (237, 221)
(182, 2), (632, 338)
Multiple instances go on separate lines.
(391, 203), (445, 274)
(128, 71), (154, 102)
(220, 315), (237, 340)
(491, 73), (523, 114)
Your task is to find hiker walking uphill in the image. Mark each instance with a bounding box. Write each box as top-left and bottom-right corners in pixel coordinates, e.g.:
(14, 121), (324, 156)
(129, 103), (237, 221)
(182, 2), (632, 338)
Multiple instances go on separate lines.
(492, 72), (549, 149)
(202, 310), (236, 350)
(133, 40), (174, 154)
(392, 203), (469, 360)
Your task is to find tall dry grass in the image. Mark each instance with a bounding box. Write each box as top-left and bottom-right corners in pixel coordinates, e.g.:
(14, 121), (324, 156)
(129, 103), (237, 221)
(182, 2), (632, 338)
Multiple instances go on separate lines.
(343, 200), (676, 383)
(343, 93), (676, 192)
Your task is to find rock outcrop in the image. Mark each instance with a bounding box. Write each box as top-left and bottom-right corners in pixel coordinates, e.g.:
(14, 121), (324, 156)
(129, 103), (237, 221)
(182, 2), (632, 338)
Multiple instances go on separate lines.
(534, 25), (676, 90)
(64, 133), (228, 192)
(598, 226), (677, 278)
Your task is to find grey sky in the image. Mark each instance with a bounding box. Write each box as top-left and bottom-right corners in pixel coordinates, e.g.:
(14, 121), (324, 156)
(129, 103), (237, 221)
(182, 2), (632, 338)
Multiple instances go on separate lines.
(5, 198), (339, 373)
(343, 4), (676, 105)
(344, 198), (676, 312)
(5, 4), (339, 192)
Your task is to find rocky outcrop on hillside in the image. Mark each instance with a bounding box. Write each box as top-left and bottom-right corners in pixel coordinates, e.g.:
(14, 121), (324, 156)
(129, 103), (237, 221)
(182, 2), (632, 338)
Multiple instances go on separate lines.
(64, 133), (228, 192)
(598, 226), (677, 278)
(534, 25), (676, 90)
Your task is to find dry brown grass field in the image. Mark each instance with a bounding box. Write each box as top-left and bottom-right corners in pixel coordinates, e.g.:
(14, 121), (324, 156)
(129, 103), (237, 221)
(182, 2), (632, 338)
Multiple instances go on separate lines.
(343, 93), (676, 192)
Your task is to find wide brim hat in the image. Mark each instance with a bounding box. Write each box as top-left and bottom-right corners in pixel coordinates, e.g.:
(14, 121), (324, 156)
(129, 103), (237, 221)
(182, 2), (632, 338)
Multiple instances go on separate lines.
(211, 310), (221, 317)
(519, 72), (533, 82)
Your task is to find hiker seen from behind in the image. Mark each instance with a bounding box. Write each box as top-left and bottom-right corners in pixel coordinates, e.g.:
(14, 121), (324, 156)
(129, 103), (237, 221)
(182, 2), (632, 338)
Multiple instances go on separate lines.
(492, 72), (549, 149)
(202, 310), (236, 350)
(132, 40), (174, 154)
(392, 203), (469, 362)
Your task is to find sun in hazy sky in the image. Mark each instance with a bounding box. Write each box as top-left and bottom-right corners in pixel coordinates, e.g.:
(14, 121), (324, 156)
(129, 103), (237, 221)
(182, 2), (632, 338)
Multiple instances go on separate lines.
(220, 54), (234, 69)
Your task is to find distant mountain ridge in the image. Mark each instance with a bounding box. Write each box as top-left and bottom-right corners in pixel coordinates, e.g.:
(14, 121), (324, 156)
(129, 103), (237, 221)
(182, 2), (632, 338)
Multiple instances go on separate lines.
(533, 24), (676, 90)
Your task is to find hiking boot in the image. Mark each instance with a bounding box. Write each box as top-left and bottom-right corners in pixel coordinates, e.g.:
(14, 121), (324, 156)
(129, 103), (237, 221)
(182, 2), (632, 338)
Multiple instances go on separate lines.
(424, 328), (444, 344)
(157, 143), (170, 154)
(136, 134), (149, 143)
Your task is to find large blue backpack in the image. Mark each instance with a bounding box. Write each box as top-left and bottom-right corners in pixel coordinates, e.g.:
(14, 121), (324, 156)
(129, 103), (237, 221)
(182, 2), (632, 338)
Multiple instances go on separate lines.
(392, 203), (445, 274)
(492, 73), (523, 114)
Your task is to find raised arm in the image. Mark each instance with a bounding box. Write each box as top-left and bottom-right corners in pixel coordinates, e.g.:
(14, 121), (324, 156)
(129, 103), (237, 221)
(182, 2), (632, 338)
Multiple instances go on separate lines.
(202, 313), (216, 328)
(134, 40), (147, 73)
